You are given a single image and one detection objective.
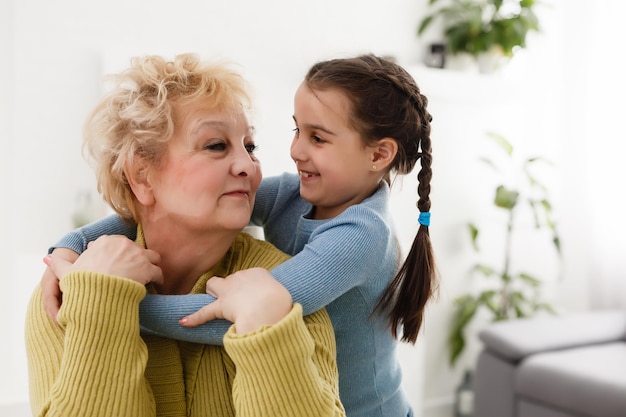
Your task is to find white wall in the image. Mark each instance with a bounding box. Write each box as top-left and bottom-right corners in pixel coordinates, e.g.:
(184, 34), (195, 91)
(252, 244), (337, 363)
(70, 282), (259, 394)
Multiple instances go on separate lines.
(3, 0), (430, 410)
(2, 1), (608, 415)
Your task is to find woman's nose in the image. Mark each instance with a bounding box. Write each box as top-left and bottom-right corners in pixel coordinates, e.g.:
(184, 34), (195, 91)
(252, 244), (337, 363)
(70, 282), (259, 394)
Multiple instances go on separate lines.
(231, 147), (257, 177)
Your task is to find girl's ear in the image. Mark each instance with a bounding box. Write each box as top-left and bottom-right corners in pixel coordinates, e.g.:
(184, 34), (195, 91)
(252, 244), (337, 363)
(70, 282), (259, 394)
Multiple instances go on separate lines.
(371, 138), (398, 170)
(125, 157), (155, 206)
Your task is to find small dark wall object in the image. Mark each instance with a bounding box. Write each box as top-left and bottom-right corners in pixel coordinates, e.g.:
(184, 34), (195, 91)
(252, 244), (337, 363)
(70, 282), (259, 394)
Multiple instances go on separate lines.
(424, 43), (446, 68)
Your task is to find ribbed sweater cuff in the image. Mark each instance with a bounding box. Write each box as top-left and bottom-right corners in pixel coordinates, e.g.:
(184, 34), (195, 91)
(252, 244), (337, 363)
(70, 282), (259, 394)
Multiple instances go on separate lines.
(224, 303), (312, 360)
(58, 272), (146, 333)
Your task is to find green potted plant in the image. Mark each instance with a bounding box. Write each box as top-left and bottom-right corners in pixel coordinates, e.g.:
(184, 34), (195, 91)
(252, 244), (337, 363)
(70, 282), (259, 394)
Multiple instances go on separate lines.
(418, 0), (541, 71)
(448, 132), (560, 367)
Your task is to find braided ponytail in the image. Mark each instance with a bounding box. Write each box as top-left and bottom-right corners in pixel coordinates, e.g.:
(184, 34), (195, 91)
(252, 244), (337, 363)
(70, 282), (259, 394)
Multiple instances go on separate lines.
(306, 54), (439, 343)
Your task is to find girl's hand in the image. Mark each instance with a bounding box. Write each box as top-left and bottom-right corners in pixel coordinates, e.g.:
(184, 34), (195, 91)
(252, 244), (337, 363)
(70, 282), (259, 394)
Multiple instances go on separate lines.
(40, 248), (79, 323)
(180, 267), (293, 334)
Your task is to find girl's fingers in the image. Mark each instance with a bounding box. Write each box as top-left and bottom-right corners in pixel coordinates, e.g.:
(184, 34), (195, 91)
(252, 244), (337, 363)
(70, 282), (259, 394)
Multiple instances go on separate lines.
(205, 276), (226, 298)
(180, 302), (222, 327)
(180, 277), (228, 327)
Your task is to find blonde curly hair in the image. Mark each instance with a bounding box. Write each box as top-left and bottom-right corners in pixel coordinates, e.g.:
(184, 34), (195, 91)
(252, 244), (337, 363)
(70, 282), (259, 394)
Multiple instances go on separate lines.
(83, 53), (252, 222)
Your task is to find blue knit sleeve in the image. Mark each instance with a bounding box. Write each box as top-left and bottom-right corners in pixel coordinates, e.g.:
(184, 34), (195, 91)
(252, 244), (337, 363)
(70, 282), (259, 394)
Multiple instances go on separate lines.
(136, 181), (394, 343)
(50, 177), (393, 346)
(270, 208), (394, 315)
(137, 207), (393, 343)
(138, 294), (231, 344)
(48, 214), (226, 344)
(49, 214), (137, 254)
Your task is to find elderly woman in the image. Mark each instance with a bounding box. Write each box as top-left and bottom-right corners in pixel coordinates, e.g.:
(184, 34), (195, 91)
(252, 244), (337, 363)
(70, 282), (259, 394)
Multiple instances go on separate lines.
(25, 54), (344, 417)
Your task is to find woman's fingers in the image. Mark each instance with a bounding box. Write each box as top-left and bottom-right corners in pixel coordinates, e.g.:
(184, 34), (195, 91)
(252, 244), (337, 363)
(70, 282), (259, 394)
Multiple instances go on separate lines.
(47, 255), (75, 280)
(40, 267), (62, 322)
(40, 248), (80, 322)
(73, 236), (164, 286)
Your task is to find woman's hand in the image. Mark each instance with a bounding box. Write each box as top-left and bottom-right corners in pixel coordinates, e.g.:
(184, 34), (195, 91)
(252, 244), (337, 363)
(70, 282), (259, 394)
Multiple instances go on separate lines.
(73, 235), (164, 286)
(47, 235), (164, 286)
(180, 267), (293, 334)
(41, 248), (79, 323)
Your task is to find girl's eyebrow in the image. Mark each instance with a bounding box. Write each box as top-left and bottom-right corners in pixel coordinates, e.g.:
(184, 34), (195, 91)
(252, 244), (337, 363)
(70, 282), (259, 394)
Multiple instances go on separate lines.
(292, 115), (336, 136)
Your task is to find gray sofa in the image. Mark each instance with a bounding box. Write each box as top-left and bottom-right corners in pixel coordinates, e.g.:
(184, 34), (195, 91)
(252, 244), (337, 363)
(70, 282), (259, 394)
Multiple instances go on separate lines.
(473, 309), (626, 417)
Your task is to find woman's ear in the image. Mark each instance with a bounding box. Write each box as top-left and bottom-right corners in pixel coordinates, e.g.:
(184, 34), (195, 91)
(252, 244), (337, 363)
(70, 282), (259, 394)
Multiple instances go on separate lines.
(125, 157), (155, 206)
(371, 138), (398, 170)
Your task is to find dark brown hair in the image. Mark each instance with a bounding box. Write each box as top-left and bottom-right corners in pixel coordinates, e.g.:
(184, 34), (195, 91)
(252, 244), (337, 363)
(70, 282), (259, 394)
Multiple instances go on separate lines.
(305, 54), (438, 344)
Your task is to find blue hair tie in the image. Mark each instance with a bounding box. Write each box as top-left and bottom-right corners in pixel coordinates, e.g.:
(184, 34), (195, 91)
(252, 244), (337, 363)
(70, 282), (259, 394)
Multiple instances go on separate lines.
(418, 212), (431, 227)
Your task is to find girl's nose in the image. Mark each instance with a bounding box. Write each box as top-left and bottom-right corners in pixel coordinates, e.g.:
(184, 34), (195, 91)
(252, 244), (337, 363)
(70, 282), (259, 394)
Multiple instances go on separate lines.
(290, 134), (306, 164)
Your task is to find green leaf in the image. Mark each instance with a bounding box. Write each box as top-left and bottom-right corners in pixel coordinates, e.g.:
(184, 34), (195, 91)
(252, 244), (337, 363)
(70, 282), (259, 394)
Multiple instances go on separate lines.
(486, 132), (513, 155)
(468, 223), (479, 251)
(528, 199), (542, 228)
(478, 290), (497, 306)
(518, 273), (541, 287)
(483, 294), (499, 314)
(536, 302), (558, 315)
(418, 15), (436, 35)
(494, 185), (519, 210)
(478, 156), (500, 172)
(553, 235), (562, 255)
(448, 296), (480, 366)
(540, 199), (552, 212)
(471, 263), (496, 277)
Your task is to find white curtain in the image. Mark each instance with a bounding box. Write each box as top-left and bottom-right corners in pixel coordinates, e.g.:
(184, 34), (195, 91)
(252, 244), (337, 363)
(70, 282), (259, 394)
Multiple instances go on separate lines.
(579, 1), (626, 308)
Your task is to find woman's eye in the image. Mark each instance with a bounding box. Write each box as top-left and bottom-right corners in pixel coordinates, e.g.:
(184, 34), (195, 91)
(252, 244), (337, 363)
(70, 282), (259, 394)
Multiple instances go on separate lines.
(292, 127), (300, 136)
(203, 141), (226, 151)
(312, 135), (325, 144)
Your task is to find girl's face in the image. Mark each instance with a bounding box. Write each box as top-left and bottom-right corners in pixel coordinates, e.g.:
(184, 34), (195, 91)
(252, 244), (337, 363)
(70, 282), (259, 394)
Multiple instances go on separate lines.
(291, 82), (381, 219)
(147, 98), (261, 233)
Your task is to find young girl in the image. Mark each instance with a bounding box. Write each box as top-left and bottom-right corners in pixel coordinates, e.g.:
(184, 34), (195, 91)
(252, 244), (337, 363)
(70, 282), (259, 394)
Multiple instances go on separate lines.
(43, 54), (437, 417)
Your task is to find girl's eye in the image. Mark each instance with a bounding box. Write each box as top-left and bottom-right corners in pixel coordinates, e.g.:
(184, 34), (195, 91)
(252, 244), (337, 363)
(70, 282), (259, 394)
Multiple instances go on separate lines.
(292, 127), (324, 144)
(245, 142), (259, 154)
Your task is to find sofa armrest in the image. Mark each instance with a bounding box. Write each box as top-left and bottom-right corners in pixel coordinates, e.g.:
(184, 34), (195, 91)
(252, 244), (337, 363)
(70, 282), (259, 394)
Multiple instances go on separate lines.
(478, 309), (626, 362)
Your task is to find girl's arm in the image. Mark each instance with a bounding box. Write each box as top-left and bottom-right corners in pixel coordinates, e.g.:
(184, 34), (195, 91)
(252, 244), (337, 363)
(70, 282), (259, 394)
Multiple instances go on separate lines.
(269, 209), (391, 314)
(138, 294), (231, 343)
(181, 206), (393, 327)
(47, 214), (231, 345)
(49, 207), (391, 344)
(48, 177), (391, 345)
(51, 214), (137, 254)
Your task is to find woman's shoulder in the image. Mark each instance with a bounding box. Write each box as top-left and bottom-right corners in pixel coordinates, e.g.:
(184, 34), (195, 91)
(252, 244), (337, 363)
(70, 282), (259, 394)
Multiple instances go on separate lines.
(231, 232), (291, 270)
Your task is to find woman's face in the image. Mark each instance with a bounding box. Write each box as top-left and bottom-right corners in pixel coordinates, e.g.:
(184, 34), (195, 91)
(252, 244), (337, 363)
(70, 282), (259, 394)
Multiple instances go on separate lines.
(147, 98), (261, 233)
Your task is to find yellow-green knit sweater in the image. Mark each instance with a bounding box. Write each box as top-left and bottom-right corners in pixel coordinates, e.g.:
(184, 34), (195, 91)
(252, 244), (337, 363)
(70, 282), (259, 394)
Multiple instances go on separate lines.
(25, 232), (345, 417)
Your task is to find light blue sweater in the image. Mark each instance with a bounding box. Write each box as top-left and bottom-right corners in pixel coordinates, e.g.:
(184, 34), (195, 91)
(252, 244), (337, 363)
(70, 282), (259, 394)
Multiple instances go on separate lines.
(53, 173), (412, 417)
